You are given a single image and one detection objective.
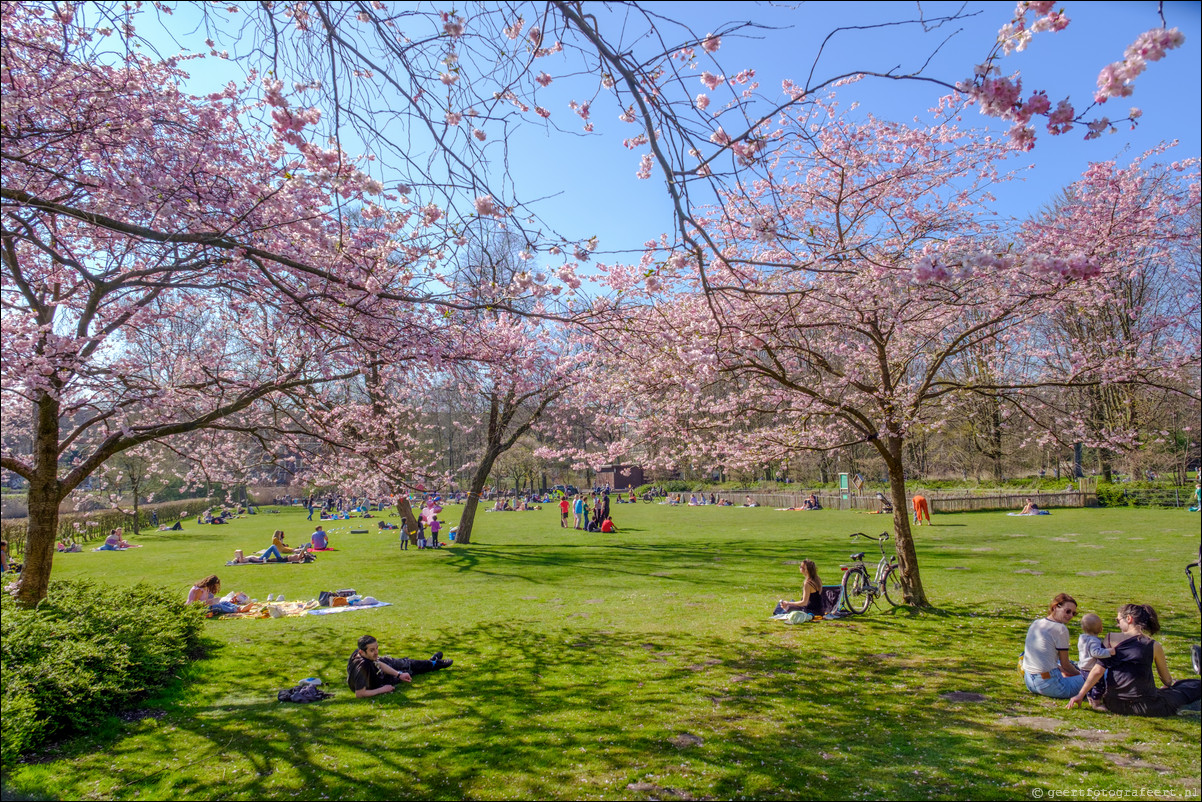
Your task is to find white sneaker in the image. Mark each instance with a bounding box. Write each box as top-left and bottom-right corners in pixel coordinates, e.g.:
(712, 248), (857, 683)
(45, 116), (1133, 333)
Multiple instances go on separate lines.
(266, 593), (275, 602)
(276, 594), (285, 602)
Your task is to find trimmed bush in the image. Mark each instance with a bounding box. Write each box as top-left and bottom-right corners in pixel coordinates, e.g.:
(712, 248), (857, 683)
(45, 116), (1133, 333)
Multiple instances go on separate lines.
(1, 579), (206, 763)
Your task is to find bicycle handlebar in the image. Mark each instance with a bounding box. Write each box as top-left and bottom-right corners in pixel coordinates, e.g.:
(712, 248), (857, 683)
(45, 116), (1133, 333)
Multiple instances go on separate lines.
(849, 531), (891, 541)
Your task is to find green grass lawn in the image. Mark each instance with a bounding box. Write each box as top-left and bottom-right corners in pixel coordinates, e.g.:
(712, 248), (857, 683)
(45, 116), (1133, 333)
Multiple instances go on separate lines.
(4, 504), (1199, 800)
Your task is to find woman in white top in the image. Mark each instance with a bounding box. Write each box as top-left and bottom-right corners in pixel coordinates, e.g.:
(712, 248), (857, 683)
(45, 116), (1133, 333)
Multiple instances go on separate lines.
(1022, 592), (1085, 698)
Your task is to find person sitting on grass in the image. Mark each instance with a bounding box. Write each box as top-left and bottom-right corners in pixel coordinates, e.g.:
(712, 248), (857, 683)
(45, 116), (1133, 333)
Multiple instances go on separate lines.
(98, 528), (136, 550)
(272, 529), (296, 554)
(310, 525), (330, 550)
(600, 516), (617, 533)
(346, 635), (452, 698)
(186, 575), (252, 616)
(1020, 498), (1041, 515)
(1068, 603), (1202, 716)
(776, 559), (825, 620)
(1022, 593), (1084, 699)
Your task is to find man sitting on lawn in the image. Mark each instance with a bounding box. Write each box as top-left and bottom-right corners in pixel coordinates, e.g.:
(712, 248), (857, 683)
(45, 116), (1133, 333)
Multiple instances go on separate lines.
(346, 635), (453, 698)
(310, 525), (330, 549)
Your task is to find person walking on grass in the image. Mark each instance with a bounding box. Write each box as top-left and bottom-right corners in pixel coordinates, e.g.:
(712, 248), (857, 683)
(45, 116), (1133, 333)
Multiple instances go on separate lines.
(347, 635), (452, 698)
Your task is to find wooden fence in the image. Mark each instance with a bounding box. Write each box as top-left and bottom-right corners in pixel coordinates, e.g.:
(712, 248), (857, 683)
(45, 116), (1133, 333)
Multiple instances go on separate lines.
(717, 489), (1096, 513)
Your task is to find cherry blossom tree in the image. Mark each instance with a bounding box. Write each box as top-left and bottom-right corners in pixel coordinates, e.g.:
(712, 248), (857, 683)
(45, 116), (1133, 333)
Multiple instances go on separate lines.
(3, 1), (1191, 608)
(586, 106), (1199, 607)
(170, 2), (1188, 269)
(1016, 151), (1201, 477)
(0, 4), (459, 604)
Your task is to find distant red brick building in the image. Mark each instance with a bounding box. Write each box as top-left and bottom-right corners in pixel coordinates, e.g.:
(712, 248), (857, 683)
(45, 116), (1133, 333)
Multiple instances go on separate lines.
(597, 464), (644, 490)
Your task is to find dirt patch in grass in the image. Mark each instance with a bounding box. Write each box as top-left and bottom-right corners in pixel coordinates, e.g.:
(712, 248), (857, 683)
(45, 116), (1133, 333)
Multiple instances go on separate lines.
(1103, 753), (1173, 773)
(669, 733), (704, 748)
(998, 716), (1063, 731)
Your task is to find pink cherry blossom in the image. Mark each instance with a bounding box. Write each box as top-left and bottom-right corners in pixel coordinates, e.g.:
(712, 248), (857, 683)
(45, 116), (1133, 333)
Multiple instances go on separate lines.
(474, 195), (500, 216)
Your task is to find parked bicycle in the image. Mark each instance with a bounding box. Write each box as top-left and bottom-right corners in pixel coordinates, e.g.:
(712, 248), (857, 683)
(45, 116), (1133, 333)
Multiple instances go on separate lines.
(840, 531), (904, 613)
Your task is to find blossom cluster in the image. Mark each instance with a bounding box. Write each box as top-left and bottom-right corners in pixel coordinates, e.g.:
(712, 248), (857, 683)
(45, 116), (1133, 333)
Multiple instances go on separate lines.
(961, 2), (1184, 149)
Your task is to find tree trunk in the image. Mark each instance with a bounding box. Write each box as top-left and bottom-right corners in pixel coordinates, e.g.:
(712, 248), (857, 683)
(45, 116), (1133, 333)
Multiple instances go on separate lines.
(882, 438), (930, 607)
(131, 476), (141, 535)
(395, 496), (421, 545)
(455, 450), (499, 545)
(16, 394), (63, 606)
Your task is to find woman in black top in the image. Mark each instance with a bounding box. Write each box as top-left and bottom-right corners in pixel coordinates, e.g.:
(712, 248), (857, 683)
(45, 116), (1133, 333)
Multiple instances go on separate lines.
(1068, 603), (1201, 716)
(778, 559), (825, 617)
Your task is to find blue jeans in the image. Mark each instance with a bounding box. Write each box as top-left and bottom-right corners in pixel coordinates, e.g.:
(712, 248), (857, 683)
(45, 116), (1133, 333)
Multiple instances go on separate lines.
(209, 601), (240, 615)
(262, 545), (285, 562)
(1025, 669), (1085, 698)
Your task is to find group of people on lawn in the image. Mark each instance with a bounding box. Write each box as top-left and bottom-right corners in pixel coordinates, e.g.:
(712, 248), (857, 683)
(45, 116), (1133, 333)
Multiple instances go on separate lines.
(1023, 592), (1200, 717)
(557, 493), (617, 532)
(773, 558), (1201, 718)
(176, 496), (1199, 716)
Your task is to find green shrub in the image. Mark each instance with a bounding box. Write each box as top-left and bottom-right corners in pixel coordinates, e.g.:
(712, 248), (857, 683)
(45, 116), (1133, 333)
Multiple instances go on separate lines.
(1095, 483), (1128, 508)
(1, 579), (206, 763)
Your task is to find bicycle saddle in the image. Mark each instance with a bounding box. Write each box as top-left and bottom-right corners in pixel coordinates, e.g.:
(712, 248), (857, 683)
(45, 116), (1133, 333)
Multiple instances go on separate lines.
(850, 552), (865, 560)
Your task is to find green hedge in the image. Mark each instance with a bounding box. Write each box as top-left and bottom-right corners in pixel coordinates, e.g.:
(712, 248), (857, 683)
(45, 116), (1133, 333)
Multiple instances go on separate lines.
(1, 579), (206, 763)
(1, 496), (223, 561)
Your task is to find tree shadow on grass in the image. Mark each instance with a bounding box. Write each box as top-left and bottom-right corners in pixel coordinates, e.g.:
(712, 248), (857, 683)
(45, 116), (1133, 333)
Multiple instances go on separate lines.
(439, 540), (846, 586)
(16, 617), (1197, 801)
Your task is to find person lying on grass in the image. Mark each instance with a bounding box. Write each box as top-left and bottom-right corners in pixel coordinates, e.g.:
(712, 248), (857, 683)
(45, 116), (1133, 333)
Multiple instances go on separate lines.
(247, 541), (314, 564)
(347, 635), (453, 698)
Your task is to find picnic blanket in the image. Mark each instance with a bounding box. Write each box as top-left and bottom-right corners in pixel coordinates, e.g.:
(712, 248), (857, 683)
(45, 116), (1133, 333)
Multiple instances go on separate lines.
(219, 599), (322, 619)
(306, 601), (392, 616)
(225, 559), (313, 566)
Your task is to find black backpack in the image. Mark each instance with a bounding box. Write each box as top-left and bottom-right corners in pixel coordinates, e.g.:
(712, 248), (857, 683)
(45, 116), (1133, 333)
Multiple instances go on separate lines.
(277, 684), (333, 703)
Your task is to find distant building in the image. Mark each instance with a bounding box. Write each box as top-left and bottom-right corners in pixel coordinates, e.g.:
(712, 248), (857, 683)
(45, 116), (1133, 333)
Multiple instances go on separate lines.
(597, 464), (644, 490)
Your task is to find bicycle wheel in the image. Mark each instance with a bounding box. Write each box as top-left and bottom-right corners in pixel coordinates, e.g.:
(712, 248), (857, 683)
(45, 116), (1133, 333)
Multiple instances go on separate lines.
(881, 565), (906, 607)
(841, 569), (872, 614)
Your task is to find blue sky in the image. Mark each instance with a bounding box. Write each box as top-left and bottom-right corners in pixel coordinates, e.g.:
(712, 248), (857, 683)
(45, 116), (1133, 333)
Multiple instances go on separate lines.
(501, 1), (1202, 260)
(134, 2), (1200, 264)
